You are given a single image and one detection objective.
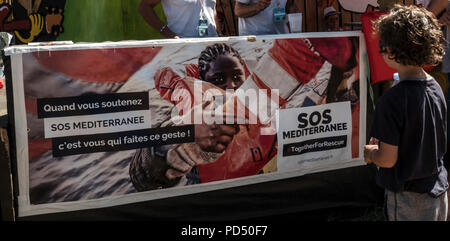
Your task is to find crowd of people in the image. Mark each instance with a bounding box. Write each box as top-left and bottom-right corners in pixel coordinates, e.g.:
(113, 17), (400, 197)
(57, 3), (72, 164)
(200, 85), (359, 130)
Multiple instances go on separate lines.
(138, 0), (346, 38)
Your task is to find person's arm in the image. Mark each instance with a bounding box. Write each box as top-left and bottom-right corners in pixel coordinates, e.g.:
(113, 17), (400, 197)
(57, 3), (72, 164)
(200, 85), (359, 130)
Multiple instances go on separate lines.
(427, 0), (450, 25)
(129, 145), (182, 191)
(234, 0), (271, 18)
(427, 0), (449, 17)
(130, 103), (240, 191)
(138, 0), (179, 38)
(215, 7), (225, 36)
(364, 141), (398, 168)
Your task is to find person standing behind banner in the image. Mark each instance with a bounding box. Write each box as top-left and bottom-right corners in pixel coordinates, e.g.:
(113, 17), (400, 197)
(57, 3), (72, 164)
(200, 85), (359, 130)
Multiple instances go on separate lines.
(323, 6), (343, 32)
(234, 0), (289, 36)
(138, 0), (220, 38)
(425, 0), (450, 182)
(426, 0), (450, 89)
(364, 5), (448, 221)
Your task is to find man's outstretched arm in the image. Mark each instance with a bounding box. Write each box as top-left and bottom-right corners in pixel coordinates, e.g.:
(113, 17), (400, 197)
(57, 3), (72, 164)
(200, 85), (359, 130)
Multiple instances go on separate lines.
(427, 0), (449, 17)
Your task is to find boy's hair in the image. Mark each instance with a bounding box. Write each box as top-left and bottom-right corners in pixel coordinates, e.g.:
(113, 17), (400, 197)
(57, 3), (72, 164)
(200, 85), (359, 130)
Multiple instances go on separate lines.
(198, 43), (245, 81)
(373, 4), (445, 67)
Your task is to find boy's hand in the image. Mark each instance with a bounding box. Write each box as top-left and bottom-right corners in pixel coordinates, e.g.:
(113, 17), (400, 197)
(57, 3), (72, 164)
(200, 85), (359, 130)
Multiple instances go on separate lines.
(369, 137), (379, 145)
(364, 145), (378, 164)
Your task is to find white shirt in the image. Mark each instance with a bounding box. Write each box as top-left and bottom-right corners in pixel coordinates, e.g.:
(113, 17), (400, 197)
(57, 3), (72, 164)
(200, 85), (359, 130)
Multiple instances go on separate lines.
(236, 0), (289, 36)
(417, 0), (431, 7)
(161, 0), (218, 37)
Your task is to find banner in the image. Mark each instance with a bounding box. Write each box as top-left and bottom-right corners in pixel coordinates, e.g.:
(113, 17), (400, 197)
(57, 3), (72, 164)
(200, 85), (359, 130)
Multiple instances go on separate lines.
(5, 32), (367, 217)
(361, 11), (397, 84)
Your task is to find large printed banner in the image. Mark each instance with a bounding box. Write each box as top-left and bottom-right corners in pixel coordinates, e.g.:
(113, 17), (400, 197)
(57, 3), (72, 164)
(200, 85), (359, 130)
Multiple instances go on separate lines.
(6, 32), (367, 217)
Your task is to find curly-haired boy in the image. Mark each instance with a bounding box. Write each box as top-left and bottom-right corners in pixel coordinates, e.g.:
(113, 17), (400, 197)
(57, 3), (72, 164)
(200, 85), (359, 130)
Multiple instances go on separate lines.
(364, 4), (448, 221)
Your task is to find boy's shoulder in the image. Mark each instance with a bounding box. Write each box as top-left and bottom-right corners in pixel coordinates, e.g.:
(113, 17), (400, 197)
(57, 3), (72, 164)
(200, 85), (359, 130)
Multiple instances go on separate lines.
(377, 76), (444, 109)
(376, 83), (406, 107)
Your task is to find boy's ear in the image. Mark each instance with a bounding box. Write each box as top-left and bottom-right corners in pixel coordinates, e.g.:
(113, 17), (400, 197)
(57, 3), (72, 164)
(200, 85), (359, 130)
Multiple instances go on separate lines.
(385, 47), (396, 60)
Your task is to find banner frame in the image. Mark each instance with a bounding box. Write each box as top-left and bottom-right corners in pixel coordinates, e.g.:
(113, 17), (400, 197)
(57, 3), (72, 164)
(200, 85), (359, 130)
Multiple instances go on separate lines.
(6, 31), (368, 217)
